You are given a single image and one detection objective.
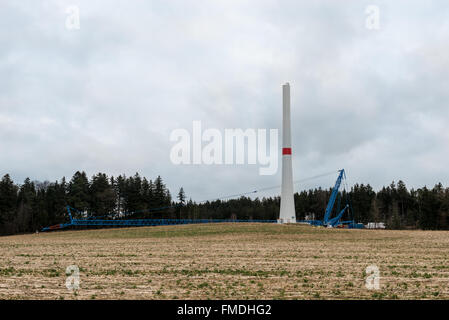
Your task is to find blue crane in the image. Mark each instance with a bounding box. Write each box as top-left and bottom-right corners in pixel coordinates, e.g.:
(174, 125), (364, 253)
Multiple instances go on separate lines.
(323, 169), (348, 227)
(302, 169), (363, 228)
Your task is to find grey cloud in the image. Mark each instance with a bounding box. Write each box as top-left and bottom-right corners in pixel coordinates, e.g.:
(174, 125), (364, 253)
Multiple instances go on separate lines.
(0, 0), (448, 201)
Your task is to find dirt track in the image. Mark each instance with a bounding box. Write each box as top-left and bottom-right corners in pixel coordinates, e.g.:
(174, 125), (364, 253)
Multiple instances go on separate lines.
(0, 223), (448, 299)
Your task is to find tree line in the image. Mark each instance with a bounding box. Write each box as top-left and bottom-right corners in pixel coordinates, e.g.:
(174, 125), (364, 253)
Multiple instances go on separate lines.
(0, 171), (448, 235)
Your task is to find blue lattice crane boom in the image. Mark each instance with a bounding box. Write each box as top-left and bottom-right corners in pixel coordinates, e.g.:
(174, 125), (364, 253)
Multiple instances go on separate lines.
(300, 169), (363, 228)
(323, 169), (345, 225)
(327, 204), (349, 227)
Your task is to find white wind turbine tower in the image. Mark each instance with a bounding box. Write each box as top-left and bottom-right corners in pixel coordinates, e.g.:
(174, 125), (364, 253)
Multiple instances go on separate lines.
(278, 83), (296, 223)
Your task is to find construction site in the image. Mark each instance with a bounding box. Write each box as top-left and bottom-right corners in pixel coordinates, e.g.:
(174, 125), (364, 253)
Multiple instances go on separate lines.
(1, 84), (447, 301)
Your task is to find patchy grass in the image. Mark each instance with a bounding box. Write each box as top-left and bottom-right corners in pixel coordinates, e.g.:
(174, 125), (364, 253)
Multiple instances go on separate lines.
(0, 223), (449, 299)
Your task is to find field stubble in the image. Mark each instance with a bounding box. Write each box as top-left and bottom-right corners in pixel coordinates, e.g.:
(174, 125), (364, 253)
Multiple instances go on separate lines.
(0, 223), (448, 299)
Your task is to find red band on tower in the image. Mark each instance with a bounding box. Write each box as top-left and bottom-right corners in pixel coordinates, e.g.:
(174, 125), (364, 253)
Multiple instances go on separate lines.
(282, 148), (292, 155)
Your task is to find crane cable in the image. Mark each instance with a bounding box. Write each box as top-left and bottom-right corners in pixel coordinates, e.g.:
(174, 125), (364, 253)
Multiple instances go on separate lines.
(197, 170), (339, 203)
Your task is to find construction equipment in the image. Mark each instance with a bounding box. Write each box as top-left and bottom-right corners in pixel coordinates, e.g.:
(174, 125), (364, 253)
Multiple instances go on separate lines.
(41, 205), (277, 231)
(300, 169), (364, 229)
(41, 169), (364, 232)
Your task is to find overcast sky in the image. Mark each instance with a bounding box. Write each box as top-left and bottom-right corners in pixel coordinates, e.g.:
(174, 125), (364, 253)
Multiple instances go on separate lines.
(1, 0), (448, 201)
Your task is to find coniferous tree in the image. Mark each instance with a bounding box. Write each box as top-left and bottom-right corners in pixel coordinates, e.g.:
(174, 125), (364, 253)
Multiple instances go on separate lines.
(2, 170), (449, 235)
(68, 171), (90, 216)
(89, 173), (116, 217)
(115, 175), (126, 217)
(417, 186), (440, 230)
(0, 174), (19, 234)
(177, 187), (186, 219)
(16, 178), (36, 233)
